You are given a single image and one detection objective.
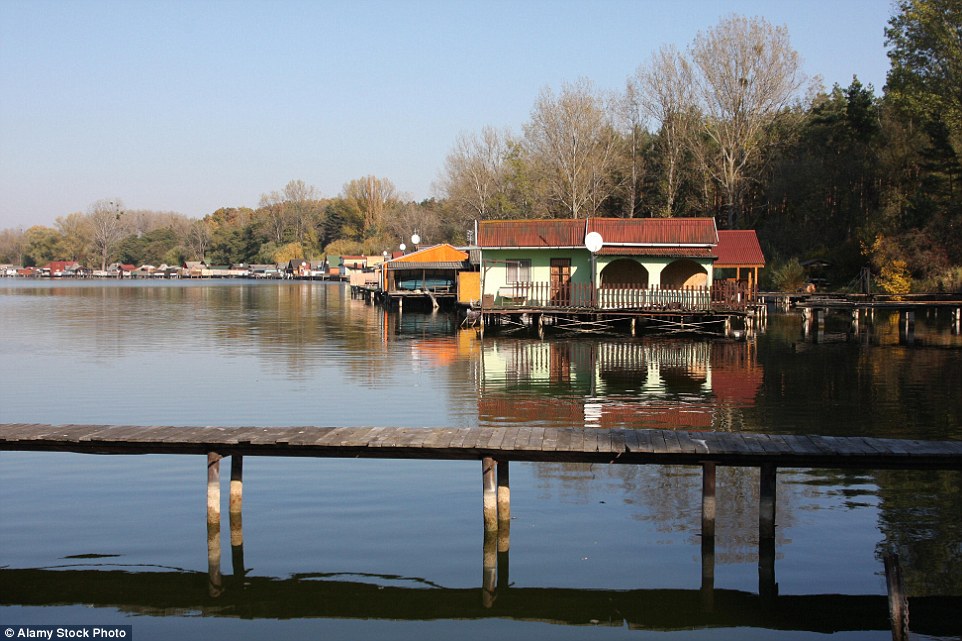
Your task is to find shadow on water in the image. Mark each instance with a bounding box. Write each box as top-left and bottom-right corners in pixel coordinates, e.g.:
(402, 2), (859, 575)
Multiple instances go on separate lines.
(2, 564), (960, 635)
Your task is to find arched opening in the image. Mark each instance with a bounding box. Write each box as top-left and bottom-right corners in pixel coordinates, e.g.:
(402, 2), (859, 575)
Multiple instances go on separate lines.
(600, 259), (648, 287)
(661, 259), (707, 289)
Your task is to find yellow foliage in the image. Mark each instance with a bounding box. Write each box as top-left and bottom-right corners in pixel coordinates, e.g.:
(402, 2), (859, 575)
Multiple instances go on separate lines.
(877, 259), (912, 297)
(862, 234), (912, 297)
(273, 242), (305, 263)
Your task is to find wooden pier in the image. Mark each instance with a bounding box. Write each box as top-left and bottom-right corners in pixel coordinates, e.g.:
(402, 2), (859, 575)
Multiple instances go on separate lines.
(4, 423), (959, 469)
(3, 423), (960, 631)
(471, 281), (766, 337)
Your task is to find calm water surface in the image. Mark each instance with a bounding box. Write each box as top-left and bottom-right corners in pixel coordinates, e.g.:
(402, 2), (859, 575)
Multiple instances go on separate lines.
(1, 280), (960, 640)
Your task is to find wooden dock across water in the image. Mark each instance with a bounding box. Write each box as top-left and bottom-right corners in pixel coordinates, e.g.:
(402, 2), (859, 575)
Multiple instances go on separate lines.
(2, 423), (960, 469)
(3, 423), (960, 633)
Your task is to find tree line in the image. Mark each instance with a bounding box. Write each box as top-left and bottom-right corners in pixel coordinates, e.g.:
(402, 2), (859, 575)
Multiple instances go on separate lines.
(1, 2), (959, 292)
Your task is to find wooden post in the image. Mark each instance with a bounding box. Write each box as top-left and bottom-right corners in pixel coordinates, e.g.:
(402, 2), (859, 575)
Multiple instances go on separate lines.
(884, 552), (910, 641)
(207, 452), (221, 525)
(229, 455), (244, 578)
(700, 462), (716, 611)
(701, 462), (716, 538)
(758, 464), (777, 602)
(497, 460), (510, 528)
(229, 455), (243, 515)
(206, 452), (223, 597)
(482, 457), (497, 533)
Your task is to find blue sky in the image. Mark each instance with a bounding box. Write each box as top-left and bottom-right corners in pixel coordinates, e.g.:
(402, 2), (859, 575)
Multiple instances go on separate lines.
(0, 0), (895, 230)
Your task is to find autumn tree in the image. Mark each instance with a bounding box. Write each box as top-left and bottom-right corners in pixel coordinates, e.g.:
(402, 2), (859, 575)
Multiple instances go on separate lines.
(632, 45), (697, 217)
(283, 179), (322, 246)
(88, 199), (129, 270)
(0, 227), (27, 265)
(22, 226), (63, 266)
(380, 201), (443, 249)
(436, 126), (514, 227)
(689, 15), (807, 228)
(185, 220), (212, 261)
(523, 78), (619, 218)
(55, 212), (94, 264)
(258, 190), (288, 245)
(341, 176), (400, 236)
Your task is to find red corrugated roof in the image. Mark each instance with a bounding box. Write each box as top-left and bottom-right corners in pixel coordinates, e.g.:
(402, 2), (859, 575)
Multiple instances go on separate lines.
(588, 218), (717, 245)
(597, 247), (715, 258)
(715, 230), (766, 267)
(478, 219), (585, 248)
(478, 218), (718, 248)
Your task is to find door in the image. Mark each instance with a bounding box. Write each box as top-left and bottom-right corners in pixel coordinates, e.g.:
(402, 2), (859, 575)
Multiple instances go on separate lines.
(550, 258), (571, 306)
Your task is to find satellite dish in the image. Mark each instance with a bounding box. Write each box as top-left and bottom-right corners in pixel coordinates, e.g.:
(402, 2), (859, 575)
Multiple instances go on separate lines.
(585, 231), (603, 253)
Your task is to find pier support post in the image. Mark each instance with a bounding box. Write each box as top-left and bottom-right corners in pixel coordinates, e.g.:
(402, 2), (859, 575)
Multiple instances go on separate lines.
(700, 462), (716, 611)
(701, 462), (716, 539)
(497, 461), (510, 528)
(758, 464), (777, 602)
(206, 452), (223, 597)
(229, 455), (245, 578)
(207, 452), (221, 525)
(884, 552), (910, 641)
(952, 308), (961, 334)
(229, 455), (243, 515)
(482, 457), (498, 533)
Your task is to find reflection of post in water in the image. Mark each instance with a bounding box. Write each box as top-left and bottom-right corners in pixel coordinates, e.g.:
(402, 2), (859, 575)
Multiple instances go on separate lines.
(207, 452), (223, 598)
(481, 457), (511, 607)
(700, 462), (716, 612)
(898, 311), (915, 345)
(884, 552), (910, 641)
(758, 464), (777, 602)
(230, 455), (245, 579)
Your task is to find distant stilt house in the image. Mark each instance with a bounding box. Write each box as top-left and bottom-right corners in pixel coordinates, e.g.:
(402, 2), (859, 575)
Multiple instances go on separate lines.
(377, 244), (471, 309)
(286, 258), (311, 279)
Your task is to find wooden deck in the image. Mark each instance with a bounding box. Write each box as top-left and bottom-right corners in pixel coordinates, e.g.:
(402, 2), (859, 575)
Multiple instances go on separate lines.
(2, 423), (960, 470)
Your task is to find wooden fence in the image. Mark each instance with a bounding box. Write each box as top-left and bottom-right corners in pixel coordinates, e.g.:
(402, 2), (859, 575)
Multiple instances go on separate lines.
(492, 280), (751, 312)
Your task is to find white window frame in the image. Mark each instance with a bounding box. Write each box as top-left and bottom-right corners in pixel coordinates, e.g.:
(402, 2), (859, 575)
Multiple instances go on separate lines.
(506, 259), (531, 284)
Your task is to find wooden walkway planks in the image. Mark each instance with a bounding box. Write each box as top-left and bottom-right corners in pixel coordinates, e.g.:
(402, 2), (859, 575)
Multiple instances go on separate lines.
(0, 424), (960, 471)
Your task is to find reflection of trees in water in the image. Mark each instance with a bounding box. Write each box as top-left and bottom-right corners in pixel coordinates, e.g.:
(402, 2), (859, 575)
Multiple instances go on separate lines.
(753, 314), (962, 440)
(874, 469), (962, 596)
(530, 462), (796, 564)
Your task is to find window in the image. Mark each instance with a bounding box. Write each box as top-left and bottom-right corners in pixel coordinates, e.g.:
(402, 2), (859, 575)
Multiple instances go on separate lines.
(506, 259), (531, 283)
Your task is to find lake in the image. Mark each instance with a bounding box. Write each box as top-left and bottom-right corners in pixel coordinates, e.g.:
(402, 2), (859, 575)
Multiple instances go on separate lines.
(1, 279), (960, 640)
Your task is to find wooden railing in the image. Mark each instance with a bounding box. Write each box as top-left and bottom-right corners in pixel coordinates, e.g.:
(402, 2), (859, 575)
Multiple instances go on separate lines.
(492, 281), (752, 312)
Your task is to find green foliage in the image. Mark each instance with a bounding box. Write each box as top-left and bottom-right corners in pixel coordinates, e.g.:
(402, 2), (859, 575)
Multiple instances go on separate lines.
(118, 227), (181, 265)
(770, 258), (807, 292)
(23, 226), (64, 266)
(918, 266), (962, 293)
(323, 238), (365, 256)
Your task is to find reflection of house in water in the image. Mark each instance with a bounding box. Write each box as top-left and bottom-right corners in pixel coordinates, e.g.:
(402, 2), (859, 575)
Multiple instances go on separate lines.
(479, 339), (762, 430)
